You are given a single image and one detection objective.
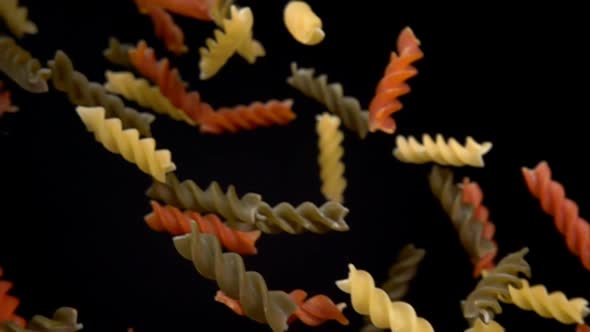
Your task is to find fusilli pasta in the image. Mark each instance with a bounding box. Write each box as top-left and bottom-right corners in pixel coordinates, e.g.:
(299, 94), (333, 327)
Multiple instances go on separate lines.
(336, 264), (434, 332)
(465, 319), (505, 332)
(316, 113), (347, 203)
(27, 308), (82, 332)
(283, 1), (325, 45)
(0, 36), (50, 93)
(0, 267), (25, 327)
(0, 81), (18, 117)
(103, 37), (132, 68)
(174, 222), (298, 332)
(139, 3), (188, 55)
(394, 134), (493, 167)
(0, 0), (37, 38)
(76, 106), (175, 182)
(133, 0), (212, 21)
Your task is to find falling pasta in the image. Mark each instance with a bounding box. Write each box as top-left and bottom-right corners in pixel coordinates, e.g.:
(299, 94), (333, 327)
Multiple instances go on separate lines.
(0, 0), (37, 38)
(283, 1), (325, 46)
(0, 36), (50, 93)
(316, 113), (347, 203)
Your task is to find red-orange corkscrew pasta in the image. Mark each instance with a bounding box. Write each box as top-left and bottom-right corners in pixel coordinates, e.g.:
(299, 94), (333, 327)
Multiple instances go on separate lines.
(522, 161), (590, 271)
(214, 289), (349, 326)
(0, 81), (18, 117)
(200, 99), (296, 134)
(578, 324), (590, 332)
(145, 200), (261, 255)
(461, 178), (498, 278)
(368, 27), (423, 134)
(0, 267), (26, 327)
(141, 4), (188, 55)
(133, 0), (212, 21)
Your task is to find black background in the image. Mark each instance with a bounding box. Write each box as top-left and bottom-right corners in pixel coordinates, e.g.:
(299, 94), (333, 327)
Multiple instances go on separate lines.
(1, 1), (590, 331)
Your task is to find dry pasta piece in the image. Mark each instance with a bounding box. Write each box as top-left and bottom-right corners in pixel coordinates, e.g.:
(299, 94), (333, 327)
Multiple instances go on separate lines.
(465, 319), (505, 332)
(104, 71), (195, 126)
(522, 161), (590, 271)
(145, 200), (261, 255)
(48, 50), (155, 137)
(394, 134), (493, 167)
(316, 113), (346, 203)
(0, 267), (26, 328)
(460, 178), (498, 278)
(208, 0), (233, 26)
(0, 36), (50, 93)
(462, 248), (531, 324)
(0, 0), (37, 38)
(215, 289), (349, 327)
(133, 0), (212, 21)
(287, 62), (369, 138)
(146, 173), (350, 234)
(498, 278), (589, 324)
(199, 99), (296, 134)
(27, 307), (83, 332)
(136, 2), (188, 55)
(76, 106), (175, 182)
(199, 5), (254, 80)
(103, 37), (133, 68)
(283, 1), (324, 46)
(336, 264), (434, 332)
(174, 221), (298, 332)
(578, 325), (590, 332)
(369, 27), (423, 134)
(0, 81), (18, 117)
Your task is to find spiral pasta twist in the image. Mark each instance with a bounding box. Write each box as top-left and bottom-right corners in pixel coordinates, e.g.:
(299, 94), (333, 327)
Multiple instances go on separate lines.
(394, 134), (493, 167)
(27, 308), (82, 332)
(147, 173), (350, 234)
(0, 267), (25, 327)
(0, 0), (37, 38)
(0, 81), (18, 117)
(141, 4), (188, 55)
(287, 62), (369, 138)
(578, 324), (590, 332)
(283, 1), (325, 45)
(316, 113), (347, 203)
(462, 248), (531, 324)
(103, 37), (132, 68)
(76, 106), (175, 182)
(48, 50), (155, 137)
(0, 36), (50, 93)
(174, 222), (298, 332)
(133, 0), (212, 21)
(199, 5), (254, 79)
(145, 200), (261, 255)
(429, 166), (497, 263)
(200, 99), (296, 134)
(465, 319), (504, 332)
(369, 27), (423, 134)
(104, 71), (196, 126)
(336, 264), (434, 332)
(498, 278), (589, 324)
(522, 161), (590, 271)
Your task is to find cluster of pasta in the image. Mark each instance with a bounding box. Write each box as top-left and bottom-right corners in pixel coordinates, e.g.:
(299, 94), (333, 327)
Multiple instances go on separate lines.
(3, 1), (590, 332)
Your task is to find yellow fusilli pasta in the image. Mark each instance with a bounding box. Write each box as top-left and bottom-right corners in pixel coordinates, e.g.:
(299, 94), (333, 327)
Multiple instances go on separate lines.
(0, 0), (37, 38)
(393, 134), (493, 167)
(199, 5), (254, 79)
(336, 264), (434, 332)
(76, 106), (176, 182)
(283, 1), (325, 46)
(466, 319), (504, 332)
(103, 71), (195, 126)
(316, 113), (346, 203)
(498, 278), (589, 324)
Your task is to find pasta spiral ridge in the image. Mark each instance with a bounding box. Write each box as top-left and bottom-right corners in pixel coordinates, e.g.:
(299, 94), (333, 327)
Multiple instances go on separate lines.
(0, 267), (25, 327)
(104, 71), (196, 125)
(48, 50), (154, 137)
(27, 308), (83, 332)
(499, 278), (589, 324)
(369, 27), (423, 134)
(465, 319), (505, 332)
(129, 41), (213, 123)
(145, 200), (261, 255)
(133, 0), (212, 21)
(103, 37), (132, 68)
(336, 264), (434, 332)
(521, 161), (590, 271)
(283, 1), (325, 45)
(200, 99), (296, 134)
(0, 36), (50, 93)
(0, 0), (37, 38)
(173, 222), (298, 332)
(0, 81), (18, 117)
(394, 134), (493, 168)
(146, 174), (350, 234)
(76, 106), (175, 182)
(429, 166), (497, 261)
(462, 248), (531, 324)
(140, 3), (188, 55)
(287, 62), (369, 138)
(316, 113), (346, 203)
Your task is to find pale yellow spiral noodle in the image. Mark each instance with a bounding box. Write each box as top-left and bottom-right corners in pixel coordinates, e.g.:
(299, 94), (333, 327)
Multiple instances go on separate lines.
(0, 0), (37, 38)
(393, 134), (493, 167)
(499, 278), (589, 324)
(466, 319), (504, 332)
(199, 5), (254, 79)
(283, 1), (325, 45)
(336, 264), (434, 332)
(316, 113), (346, 203)
(76, 106), (176, 182)
(103, 71), (195, 126)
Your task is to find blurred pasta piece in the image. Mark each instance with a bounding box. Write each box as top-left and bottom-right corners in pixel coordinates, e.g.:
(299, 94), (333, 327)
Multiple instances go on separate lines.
(0, 266), (26, 327)
(0, 81), (18, 117)
(0, 0), (37, 38)
(316, 113), (346, 202)
(283, 1), (324, 45)
(133, 0), (212, 21)
(133, 0), (188, 55)
(103, 37), (133, 68)
(0, 36), (50, 93)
